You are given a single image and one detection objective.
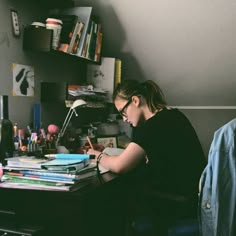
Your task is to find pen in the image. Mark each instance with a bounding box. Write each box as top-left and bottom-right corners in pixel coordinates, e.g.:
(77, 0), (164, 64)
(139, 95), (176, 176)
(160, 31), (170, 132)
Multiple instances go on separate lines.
(86, 136), (94, 150)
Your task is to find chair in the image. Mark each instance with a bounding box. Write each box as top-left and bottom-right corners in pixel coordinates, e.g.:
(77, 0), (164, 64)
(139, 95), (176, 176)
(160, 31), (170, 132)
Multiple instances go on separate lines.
(198, 118), (236, 236)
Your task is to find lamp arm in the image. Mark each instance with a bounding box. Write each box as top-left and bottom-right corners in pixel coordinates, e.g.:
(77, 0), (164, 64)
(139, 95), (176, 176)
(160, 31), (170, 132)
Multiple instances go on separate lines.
(56, 108), (72, 146)
(60, 108), (73, 133)
(60, 109), (75, 137)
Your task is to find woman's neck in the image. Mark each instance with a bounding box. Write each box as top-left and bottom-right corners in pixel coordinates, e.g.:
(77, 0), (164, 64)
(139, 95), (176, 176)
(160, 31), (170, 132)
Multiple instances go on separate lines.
(143, 107), (161, 120)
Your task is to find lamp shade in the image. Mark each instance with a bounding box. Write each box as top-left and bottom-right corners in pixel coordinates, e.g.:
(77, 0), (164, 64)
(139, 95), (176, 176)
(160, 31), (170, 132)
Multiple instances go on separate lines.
(71, 99), (87, 109)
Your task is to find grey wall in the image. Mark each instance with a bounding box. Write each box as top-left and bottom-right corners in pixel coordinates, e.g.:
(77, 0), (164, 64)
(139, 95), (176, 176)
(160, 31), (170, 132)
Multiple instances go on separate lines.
(0, 0), (86, 129)
(75, 0), (236, 156)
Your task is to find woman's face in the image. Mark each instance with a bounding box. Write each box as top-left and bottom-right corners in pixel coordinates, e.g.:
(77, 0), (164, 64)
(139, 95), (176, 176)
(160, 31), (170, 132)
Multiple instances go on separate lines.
(114, 97), (143, 127)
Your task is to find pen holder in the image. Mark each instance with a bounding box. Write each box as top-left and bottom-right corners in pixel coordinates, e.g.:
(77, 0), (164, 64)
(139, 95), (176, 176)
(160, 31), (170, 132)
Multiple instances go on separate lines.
(27, 143), (43, 157)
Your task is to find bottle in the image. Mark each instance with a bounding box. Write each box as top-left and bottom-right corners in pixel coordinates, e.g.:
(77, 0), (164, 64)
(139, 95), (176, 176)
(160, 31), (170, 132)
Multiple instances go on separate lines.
(0, 96), (14, 163)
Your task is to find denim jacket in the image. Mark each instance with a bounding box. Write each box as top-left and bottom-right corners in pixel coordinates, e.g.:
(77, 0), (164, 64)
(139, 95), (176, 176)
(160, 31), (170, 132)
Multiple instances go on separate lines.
(199, 118), (236, 236)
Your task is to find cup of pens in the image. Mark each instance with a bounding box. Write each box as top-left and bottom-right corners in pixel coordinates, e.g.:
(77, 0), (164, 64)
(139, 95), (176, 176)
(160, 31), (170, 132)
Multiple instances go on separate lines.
(27, 132), (41, 156)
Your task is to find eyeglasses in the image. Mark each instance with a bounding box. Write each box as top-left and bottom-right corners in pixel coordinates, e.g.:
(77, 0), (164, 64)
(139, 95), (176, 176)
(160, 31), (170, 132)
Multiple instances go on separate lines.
(118, 99), (132, 117)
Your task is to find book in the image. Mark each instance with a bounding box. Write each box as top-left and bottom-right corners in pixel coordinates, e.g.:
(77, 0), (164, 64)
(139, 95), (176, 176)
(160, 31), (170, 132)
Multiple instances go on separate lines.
(71, 22), (84, 54)
(60, 7), (93, 57)
(2, 174), (75, 184)
(87, 57), (122, 102)
(82, 19), (93, 58)
(115, 59), (122, 88)
(5, 156), (49, 169)
(67, 21), (84, 54)
(88, 19), (99, 60)
(41, 154), (90, 172)
(0, 179), (89, 192)
(94, 23), (102, 62)
(4, 169), (76, 181)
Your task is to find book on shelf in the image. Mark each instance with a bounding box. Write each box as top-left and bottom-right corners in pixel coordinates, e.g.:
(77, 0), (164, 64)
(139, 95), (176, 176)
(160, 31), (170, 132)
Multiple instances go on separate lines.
(87, 18), (100, 60)
(82, 18), (93, 58)
(60, 7), (93, 57)
(115, 59), (122, 88)
(67, 21), (84, 54)
(94, 23), (102, 62)
(71, 22), (84, 54)
(87, 57), (122, 102)
(82, 16), (100, 60)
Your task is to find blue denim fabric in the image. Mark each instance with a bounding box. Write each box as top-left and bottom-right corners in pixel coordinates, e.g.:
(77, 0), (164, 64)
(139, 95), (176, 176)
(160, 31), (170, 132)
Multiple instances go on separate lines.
(199, 118), (236, 236)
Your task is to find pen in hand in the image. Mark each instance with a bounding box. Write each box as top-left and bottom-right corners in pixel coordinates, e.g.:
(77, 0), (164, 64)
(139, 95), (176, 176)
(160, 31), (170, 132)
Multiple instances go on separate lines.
(86, 136), (96, 159)
(86, 136), (94, 151)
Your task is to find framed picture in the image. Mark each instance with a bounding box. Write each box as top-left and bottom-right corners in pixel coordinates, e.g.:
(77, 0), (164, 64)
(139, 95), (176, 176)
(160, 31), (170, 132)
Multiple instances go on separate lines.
(96, 136), (117, 148)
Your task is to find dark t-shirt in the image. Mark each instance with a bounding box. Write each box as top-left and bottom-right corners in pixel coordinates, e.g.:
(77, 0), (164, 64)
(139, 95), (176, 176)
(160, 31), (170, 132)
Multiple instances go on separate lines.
(129, 108), (206, 217)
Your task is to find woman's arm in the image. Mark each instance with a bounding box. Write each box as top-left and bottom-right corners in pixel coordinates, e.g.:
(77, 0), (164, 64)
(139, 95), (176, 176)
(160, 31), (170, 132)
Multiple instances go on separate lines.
(87, 142), (146, 174)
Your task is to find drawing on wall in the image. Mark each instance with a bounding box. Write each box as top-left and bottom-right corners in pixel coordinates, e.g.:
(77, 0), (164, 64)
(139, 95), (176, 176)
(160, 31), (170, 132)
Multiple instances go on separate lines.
(12, 63), (35, 96)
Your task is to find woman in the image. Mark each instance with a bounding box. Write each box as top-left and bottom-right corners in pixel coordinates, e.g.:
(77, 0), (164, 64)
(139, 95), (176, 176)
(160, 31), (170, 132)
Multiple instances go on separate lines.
(88, 79), (206, 235)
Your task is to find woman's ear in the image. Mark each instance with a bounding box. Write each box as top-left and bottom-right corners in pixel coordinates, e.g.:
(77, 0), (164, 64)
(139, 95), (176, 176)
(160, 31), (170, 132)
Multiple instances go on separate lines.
(132, 95), (141, 107)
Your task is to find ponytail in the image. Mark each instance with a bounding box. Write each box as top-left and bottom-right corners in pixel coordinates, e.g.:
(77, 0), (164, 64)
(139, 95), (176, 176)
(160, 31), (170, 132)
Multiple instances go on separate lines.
(113, 80), (166, 112)
(141, 80), (166, 112)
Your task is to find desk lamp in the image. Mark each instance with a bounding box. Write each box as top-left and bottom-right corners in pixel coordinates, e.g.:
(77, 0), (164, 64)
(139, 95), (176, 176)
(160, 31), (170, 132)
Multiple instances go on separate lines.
(56, 99), (87, 147)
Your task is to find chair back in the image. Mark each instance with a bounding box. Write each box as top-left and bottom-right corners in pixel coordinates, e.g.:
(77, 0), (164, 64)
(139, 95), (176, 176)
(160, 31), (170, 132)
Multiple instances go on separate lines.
(199, 118), (236, 236)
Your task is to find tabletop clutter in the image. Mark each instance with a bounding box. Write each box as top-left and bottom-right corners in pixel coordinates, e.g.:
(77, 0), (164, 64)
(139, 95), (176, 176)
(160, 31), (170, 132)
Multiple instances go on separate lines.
(0, 122), (110, 191)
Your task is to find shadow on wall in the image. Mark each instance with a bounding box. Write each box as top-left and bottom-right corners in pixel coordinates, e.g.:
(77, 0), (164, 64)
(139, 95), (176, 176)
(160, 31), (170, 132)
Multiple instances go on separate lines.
(23, 51), (87, 84)
(74, 0), (147, 82)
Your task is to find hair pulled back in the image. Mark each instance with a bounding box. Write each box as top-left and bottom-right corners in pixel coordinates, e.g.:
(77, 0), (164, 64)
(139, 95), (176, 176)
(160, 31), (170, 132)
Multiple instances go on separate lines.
(113, 80), (166, 112)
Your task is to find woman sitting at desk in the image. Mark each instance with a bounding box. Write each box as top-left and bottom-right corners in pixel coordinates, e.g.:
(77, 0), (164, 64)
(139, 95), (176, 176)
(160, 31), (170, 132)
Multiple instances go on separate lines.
(87, 79), (206, 236)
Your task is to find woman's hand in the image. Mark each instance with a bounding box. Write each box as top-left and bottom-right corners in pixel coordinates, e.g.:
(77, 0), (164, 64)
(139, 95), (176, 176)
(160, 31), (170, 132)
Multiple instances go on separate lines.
(87, 148), (101, 157)
(87, 149), (102, 162)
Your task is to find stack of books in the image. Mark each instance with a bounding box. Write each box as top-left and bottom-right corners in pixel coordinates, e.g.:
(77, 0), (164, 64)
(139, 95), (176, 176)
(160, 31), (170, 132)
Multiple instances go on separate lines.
(0, 154), (100, 191)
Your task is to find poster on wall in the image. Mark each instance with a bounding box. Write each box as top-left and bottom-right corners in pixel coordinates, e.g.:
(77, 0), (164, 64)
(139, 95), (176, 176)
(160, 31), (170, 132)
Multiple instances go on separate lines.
(12, 63), (34, 97)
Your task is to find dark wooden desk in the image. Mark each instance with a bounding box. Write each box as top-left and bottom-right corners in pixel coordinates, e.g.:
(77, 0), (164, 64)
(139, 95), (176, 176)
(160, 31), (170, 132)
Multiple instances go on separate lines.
(0, 172), (127, 236)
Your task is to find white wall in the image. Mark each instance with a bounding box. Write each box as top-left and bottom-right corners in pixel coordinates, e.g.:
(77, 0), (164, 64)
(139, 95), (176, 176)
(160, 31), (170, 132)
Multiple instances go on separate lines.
(76, 0), (236, 156)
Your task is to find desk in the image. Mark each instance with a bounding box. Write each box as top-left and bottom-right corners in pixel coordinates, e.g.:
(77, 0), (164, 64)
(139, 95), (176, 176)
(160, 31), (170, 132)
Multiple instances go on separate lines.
(0, 172), (127, 236)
